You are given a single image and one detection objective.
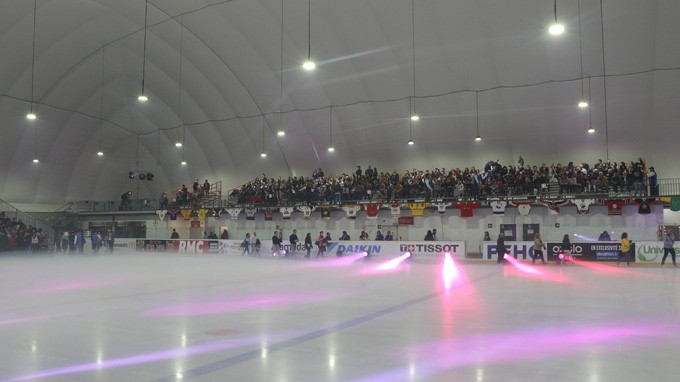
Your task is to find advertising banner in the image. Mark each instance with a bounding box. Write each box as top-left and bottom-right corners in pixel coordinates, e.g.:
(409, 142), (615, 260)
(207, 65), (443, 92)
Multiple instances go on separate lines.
(635, 241), (679, 264)
(112, 238), (136, 251)
(483, 241), (535, 260)
(398, 241), (466, 261)
(136, 239), (169, 252)
(546, 242), (635, 262)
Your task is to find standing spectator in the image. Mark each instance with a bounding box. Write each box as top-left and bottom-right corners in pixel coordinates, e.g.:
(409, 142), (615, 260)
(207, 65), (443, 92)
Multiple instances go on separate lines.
(617, 232), (632, 266)
(171, 229), (180, 239)
(75, 231), (85, 253)
(496, 234), (507, 264)
(560, 234), (572, 265)
(159, 192), (169, 209)
(315, 231), (326, 258)
(304, 233), (313, 259)
(483, 231), (491, 241)
(289, 230), (299, 257)
(339, 231), (350, 240)
(647, 167), (658, 196)
(375, 230), (384, 241)
(532, 233), (546, 264)
(220, 229), (229, 239)
(598, 231), (611, 241)
(61, 231), (69, 252)
(203, 179), (210, 195)
(385, 231), (393, 241)
(241, 233), (250, 256)
(432, 229), (438, 241)
(272, 231), (282, 256)
(662, 231), (676, 267)
(424, 230), (435, 241)
(251, 232), (260, 255)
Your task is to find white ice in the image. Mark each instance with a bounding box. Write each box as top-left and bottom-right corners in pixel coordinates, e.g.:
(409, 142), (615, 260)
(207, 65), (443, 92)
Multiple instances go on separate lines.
(1, 253), (679, 382)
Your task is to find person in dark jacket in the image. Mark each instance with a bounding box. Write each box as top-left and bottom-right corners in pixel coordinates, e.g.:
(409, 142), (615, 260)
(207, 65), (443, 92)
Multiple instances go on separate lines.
(560, 234), (572, 265)
(496, 234), (507, 264)
(304, 233), (313, 259)
(289, 230), (299, 258)
(424, 230), (435, 241)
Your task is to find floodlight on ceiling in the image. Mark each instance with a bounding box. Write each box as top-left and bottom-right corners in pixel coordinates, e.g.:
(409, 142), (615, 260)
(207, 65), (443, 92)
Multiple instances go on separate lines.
(180, 160), (187, 166)
(97, 151), (104, 157)
(578, 100), (589, 108)
(475, 135), (482, 142)
(137, 94), (149, 102)
(548, 0), (565, 35)
(260, 152), (267, 158)
(302, 60), (316, 71)
(587, 127), (595, 134)
(410, 114), (420, 121)
(26, 112), (37, 120)
(33, 158), (39, 163)
(327, 146), (335, 152)
(408, 139), (414, 145)
(277, 130), (286, 137)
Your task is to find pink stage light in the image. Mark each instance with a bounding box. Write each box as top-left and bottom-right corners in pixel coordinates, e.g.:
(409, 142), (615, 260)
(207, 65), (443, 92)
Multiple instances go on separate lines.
(442, 252), (459, 290)
(18, 280), (117, 295)
(504, 254), (542, 275)
(375, 252), (411, 271)
(5, 334), (273, 382)
(571, 258), (634, 275)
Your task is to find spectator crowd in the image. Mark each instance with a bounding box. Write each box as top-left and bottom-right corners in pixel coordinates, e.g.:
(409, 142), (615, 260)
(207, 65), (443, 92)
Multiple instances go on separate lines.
(0, 212), (49, 252)
(228, 158), (656, 206)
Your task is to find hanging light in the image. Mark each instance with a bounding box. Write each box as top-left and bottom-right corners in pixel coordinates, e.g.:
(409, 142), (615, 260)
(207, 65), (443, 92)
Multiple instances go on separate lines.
(260, 114), (267, 158)
(33, 158), (39, 163)
(327, 106), (335, 152)
(302, 0), (315, 70)
(175, 141), (182, 147)
(576, 0), (588, 109)
(408, 139), (414, 146)
(548, 0), (565, 35)
(410, 0), (419, 121)
(97, 47), (106, 158)
(474, 91), (482, 142)
(181, 160), (187, 166)
(27, 0), (38, 120)
(138, 0), (149, 102)
(586, 77), (595, 134)
(278, 2), (287, 136)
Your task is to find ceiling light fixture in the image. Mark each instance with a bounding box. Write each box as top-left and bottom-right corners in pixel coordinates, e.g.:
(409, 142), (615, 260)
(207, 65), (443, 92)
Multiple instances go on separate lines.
(410, 0), (419, 121)
(277, 0), (286, 136)
(328, 106), (335, 152)
(586, 76), (595, 134)
(138, 0), (149, 102)
(599, 0), (609, 159)
(548, 0), (565, 35)
(302, 0), (315, 70)
(474, 91), (482, 142)
(27, 0), (38, 120)
(261, 114), (267, 158)
(97, 46), (105, 157)
(577, 0), (588, 108)
(176, 15), (185, 149)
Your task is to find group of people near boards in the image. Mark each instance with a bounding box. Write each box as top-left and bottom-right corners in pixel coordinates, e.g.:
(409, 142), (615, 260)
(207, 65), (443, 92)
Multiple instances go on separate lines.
(494, 231), (677, 266)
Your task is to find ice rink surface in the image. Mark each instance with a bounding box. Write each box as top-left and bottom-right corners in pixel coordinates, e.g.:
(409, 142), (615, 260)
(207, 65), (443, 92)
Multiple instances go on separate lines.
(1, 252), (679, 382)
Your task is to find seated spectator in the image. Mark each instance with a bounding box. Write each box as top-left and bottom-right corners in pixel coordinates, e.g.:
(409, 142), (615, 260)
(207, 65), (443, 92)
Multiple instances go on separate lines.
(598, 231), (611, 241)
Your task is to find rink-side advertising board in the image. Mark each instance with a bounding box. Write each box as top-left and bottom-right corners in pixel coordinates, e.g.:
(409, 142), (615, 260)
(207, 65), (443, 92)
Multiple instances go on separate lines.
(398, 241), (466, 261)
(546, 242), (635, 262)
(483, 241), (536, 260)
